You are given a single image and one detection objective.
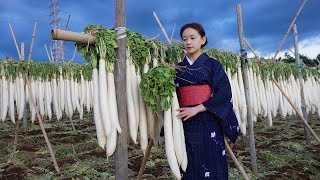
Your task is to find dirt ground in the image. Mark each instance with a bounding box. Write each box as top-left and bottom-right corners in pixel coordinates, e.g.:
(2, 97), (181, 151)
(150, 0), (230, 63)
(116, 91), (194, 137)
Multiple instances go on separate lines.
(0, 112), (319, 180)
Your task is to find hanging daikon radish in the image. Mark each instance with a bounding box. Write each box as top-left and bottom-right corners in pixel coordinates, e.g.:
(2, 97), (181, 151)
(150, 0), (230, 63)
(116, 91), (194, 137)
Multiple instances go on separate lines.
(107, 62), (121, 134)
(59, 67), (65, 112)
(126, 49), (137, 144)
(171, 91), (185, 166)
(126, 55), (138, 144)
(1, 71), (8, 122)
(92, 54), (107, 149)
(237, 67), (247, 122)
(66, 76), (73, 119)
(164, 106), (181, 180)
(52, 74), (61, 120)
(96, 39), (111, 137)
(129, 58), (140, 130)
(38, 78), (45, 117)
(46, 77), (52, 120)
(137, 69), (148, 154)
(9, 76), (15, 124)
(18, 73), (25, 120)
(143, 62), (156, 143)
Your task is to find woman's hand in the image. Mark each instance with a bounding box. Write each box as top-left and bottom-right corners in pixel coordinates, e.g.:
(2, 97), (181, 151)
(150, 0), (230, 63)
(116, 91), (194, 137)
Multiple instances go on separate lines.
(177, 104), (206, 121)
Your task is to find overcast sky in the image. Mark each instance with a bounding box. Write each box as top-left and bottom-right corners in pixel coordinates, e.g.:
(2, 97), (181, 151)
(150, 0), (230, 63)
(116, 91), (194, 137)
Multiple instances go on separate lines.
(0, 0), (319, 63)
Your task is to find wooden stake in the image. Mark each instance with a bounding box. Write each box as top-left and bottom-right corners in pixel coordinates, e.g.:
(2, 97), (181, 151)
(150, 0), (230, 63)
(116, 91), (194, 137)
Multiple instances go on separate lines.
(243, 36), (259, 60)
(271, 78), (320, 143)
(69, 117), (76, 131)
(273, 0), (308, 59)
(236, 3), (258, 176)
(27, 19), (38, 61)
(136, 140), (154, 180)
(293, 24), (311, 144)
(152, 11), (171, 44)
(114, 0), (128, 179)
(13, 118), (20, 152)
(8, 22), (22, 60)
(225, 139), (250, 180)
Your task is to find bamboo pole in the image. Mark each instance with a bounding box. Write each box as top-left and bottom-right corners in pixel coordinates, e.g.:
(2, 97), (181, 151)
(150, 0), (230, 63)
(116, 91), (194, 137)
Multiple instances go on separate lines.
(51, 29), (95, 44)
(49, 45), (55, 64)
(28, 19), (38, 61)
(273, 0), (308, 59)
(243, 37), (259, 60)
(152, 11), (171, 44)
(293, 24), (311, 144)
(21, 42), (25, 60)
(236, 3), (258, 176)
(170, 23), (176, 42)
(24, 58), (60, 173)
(288, 48), (306, 66)
(8, 22), (22, 60)
(21, 42), (28, 132)
(225, 139), (250, 180)
(114, 0), (128, 179)
(271, 78), (320, 143)
(44, 44), (52, 62)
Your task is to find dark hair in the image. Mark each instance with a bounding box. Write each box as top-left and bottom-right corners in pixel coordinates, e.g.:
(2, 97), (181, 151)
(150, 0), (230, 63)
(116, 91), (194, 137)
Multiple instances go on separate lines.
(180, 23), (208, 48)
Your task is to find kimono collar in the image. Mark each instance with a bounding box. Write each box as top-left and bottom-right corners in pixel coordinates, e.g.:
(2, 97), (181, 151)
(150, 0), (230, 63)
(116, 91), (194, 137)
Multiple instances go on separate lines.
(181, 53), (210, 66)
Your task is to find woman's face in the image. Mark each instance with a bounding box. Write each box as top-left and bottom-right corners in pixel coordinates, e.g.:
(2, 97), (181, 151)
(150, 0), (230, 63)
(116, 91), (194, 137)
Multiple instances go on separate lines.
(182, 27), (206, 56)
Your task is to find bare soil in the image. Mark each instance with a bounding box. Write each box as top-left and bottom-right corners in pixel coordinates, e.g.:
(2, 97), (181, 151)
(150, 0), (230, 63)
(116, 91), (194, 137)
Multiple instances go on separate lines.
(0, 112), (319, 180)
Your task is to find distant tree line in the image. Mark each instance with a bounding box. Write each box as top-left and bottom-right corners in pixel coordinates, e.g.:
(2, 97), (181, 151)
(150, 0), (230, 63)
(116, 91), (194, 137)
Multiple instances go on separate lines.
(278, 53), (320, 69)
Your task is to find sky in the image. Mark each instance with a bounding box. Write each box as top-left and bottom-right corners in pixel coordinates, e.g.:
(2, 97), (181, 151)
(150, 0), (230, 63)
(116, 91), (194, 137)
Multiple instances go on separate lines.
(0, 0), (319, 63)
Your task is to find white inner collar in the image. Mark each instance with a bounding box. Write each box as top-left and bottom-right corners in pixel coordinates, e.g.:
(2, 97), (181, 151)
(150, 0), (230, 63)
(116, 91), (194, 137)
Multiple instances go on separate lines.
(186, 56), (194, 65)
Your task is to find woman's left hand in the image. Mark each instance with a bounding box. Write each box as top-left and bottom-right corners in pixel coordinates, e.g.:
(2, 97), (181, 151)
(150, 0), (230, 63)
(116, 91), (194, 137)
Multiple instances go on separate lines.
(177, 107), (198, 121)
(176, 104), (206, 121)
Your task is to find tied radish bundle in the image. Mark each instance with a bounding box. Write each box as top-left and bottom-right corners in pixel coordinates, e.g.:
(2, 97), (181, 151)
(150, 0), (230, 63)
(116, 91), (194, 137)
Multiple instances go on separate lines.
(140, 64), (188, 179)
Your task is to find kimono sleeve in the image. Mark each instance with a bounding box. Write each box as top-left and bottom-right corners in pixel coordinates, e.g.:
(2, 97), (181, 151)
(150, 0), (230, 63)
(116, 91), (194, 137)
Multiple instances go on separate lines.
(202, 60), (240, 143)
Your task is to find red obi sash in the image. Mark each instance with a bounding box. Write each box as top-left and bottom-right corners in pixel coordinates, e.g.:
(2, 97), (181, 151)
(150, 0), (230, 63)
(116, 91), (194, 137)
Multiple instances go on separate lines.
(178, 84), (212, 107)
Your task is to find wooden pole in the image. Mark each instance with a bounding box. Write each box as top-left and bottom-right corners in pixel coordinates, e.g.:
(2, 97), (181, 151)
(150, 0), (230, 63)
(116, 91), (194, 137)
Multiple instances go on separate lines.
(293, 24), (311, 144)
(51, 29), (95, 44)
(273, 0), (308, 59)
(236, 3), (258, 176)
(114, 0), (128, 179)
(152, 11), (171, 44)
(243, 37), (259, 60)
(225, 139), (250, 180)
(8, 22), (22, 60)
(271, 78), (320, 143)
(28, 19), (38, 61)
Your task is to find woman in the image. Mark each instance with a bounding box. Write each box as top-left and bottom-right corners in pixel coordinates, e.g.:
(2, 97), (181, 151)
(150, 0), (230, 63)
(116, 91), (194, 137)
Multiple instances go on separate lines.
(175, 23), (240, 179)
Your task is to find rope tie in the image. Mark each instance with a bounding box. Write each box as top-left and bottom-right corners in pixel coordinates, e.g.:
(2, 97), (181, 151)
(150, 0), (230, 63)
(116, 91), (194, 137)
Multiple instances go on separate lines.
(115, 27), (127, 40)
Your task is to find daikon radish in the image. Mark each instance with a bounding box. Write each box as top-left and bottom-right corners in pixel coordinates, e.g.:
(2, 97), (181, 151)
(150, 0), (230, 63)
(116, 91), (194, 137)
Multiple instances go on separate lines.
(164, 106), (181, 180)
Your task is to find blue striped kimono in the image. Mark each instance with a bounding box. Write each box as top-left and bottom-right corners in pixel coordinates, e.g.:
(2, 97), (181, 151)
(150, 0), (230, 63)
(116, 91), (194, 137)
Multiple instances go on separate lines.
(175, 53), (240, 180)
